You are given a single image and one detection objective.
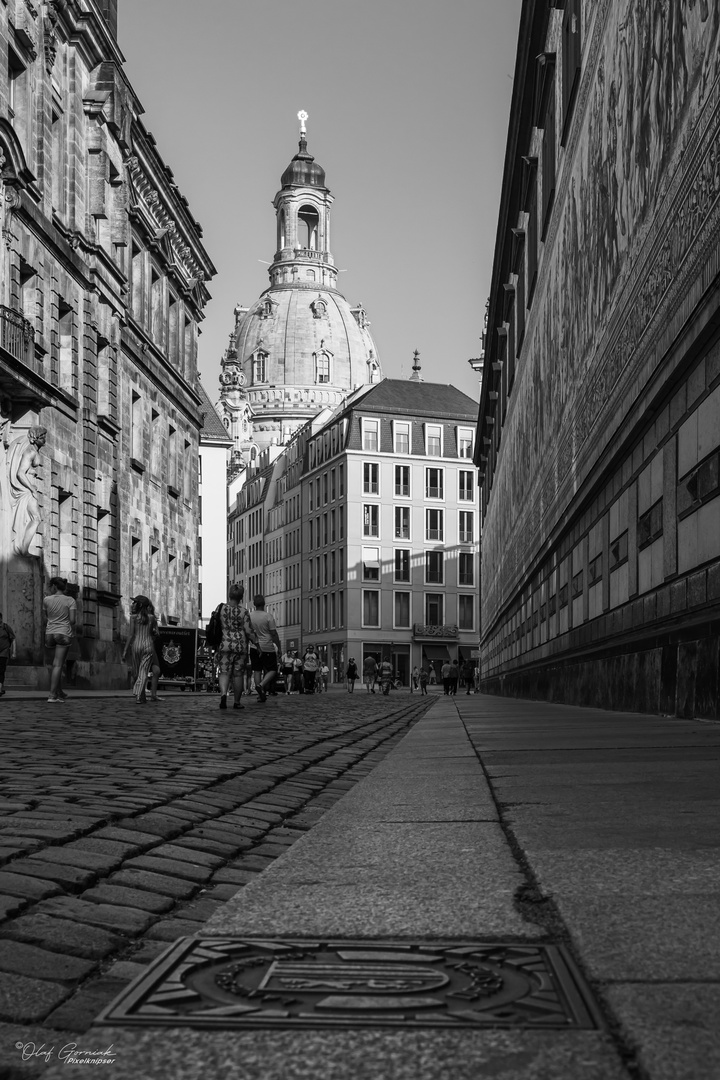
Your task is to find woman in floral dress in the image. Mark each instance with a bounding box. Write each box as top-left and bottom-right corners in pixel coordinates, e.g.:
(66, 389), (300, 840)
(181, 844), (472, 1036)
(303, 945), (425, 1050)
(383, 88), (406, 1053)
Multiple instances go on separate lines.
(122, 595), (161, 704)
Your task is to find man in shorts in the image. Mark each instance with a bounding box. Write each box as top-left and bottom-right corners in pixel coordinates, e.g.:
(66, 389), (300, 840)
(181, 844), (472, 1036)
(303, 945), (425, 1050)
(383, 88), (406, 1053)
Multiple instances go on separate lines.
(363, 654), (378, 694)
(247, 595), (282, 703)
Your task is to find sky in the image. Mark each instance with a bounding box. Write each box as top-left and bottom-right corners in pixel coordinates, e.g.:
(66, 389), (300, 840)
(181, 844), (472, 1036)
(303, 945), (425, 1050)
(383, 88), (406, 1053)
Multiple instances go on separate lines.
(121, 0), (522, 403)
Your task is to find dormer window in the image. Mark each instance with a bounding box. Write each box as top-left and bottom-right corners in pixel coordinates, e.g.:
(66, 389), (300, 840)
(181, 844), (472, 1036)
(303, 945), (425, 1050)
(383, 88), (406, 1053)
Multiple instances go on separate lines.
(253, 351), (268, 383)
(310, 296), (327, 319)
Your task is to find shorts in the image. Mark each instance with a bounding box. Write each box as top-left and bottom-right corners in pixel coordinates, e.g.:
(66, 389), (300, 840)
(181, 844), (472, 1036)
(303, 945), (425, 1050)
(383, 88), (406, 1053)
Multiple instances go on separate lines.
(251, 649), (278, 674)
(45, 634), (72, 648)
(216, 648), (245, 676)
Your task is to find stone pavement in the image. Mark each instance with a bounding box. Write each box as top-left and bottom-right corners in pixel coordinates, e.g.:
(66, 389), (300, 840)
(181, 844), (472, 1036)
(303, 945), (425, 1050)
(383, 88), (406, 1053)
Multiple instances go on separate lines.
(4, 692), (720, 1080)
(0, 686), (434, 1076)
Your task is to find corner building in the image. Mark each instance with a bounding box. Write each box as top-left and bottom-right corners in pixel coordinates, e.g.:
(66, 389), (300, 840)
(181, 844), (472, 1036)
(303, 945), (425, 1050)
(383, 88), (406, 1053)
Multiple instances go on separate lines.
(1, 1), (214, 688)
(475, 1), (720, 717)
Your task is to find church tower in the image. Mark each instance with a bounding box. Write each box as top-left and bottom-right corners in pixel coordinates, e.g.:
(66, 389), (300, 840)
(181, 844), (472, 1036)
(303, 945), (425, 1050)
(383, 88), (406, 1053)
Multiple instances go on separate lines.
(217, 112), (381, 460)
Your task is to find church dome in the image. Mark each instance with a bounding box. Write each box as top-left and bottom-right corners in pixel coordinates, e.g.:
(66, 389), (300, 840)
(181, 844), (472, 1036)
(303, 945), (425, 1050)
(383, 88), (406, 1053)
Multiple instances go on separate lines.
(281, 137), (326, 190)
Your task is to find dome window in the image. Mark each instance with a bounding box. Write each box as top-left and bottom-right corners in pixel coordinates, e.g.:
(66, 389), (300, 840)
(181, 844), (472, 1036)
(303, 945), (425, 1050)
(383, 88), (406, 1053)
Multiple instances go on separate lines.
(315, 352), (331, 384)
(310, 296), (327, 319)
(278, 209), (286, 250)
(298, 204), (319, 250)
(252, 351), (268, 384)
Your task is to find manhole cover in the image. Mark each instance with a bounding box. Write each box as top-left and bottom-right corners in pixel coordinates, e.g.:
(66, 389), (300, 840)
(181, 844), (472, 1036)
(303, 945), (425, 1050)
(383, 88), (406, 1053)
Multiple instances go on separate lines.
(96, 938), (602, 1029)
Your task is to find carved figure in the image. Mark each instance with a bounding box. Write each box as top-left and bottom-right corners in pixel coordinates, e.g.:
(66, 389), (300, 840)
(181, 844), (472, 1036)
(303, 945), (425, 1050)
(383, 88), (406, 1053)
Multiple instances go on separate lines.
(7, 426), (46, 556)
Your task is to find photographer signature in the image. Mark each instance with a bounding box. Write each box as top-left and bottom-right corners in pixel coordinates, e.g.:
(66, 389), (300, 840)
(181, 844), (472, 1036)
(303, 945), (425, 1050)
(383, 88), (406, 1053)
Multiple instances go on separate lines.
(16, 1041), (116, 1065)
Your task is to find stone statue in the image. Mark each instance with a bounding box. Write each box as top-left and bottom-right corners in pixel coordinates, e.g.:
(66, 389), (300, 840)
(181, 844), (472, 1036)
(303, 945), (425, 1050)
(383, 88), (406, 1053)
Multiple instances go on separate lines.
(7, 426), (47, 557)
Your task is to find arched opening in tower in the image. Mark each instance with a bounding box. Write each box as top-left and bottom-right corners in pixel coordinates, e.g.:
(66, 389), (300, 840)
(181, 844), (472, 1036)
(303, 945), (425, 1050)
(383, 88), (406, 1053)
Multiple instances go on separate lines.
(298, 205), (319, 250)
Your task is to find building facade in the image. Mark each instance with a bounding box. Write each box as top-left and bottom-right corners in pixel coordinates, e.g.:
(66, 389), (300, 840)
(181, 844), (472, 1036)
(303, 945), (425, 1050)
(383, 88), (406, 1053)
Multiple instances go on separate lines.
(216, 115), (382, 466)
(1, 0), (214, 688)
(475, 1), (720, 717)
(228, 375), (480, 685)
(198, 380), (232, 626)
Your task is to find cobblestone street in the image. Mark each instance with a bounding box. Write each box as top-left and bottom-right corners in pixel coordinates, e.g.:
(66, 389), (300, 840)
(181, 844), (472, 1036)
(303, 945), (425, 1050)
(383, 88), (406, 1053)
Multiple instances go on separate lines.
(0, 689), (433, 1063)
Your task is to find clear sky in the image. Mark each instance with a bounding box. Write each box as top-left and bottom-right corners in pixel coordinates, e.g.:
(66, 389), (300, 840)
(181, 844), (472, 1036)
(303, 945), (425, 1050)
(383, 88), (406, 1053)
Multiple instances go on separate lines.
(120, 0), (522, 403)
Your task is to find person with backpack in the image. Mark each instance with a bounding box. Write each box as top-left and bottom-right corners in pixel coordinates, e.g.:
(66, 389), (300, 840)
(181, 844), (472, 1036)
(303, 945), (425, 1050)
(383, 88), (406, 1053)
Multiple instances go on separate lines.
(0, 613), (17, 697)
(346, 657), (358, 693)
(208, 584), (255, 711)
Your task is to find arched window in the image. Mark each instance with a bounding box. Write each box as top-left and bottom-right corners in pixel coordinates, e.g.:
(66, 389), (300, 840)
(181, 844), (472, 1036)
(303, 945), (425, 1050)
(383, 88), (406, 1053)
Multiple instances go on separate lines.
(278, 209), (286, 250)
(253, 351), (267, 384)
(315, 352), (330, 384)
(298, 205), (319, 250)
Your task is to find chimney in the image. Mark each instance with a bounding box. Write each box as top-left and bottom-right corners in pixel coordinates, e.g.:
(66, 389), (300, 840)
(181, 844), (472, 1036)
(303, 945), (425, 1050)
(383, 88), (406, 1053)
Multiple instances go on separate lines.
(96, 0), (118, 39)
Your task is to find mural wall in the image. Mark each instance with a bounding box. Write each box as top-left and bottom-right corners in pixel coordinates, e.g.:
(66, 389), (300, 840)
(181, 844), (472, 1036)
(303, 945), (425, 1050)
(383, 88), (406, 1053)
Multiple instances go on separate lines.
(483, 0), (720, 634)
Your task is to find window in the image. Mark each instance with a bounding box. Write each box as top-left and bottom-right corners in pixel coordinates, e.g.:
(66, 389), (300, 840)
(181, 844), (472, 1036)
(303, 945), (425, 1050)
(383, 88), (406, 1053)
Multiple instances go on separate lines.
(51, 107), (65, 215)
(426, 424), (442, 457)
(298, 204), (319, 249)
(426, 508), (444, 541)
(425, 593), (444, 626)
(458, 428), (474, 458)
(323, 473), (328, 504)
(331, 468), (336, 500)
(330, 508), (336, 542)
(323, 513), (328, 545)
(394, 592), (411, 629)
(363, 546), (380, 582)
(425, 550), (443, 584)
(363, 504), (379, 537)
(253, 352), (267, 383)
(362, 419), (379, 451)
(395, 465), (410, 497)
(638, 499), (663, 550)
(315, 353), (330, 383)
(395, 549), (410, 582)
(459, 511), (474, 543)
(588, 553), (603, 586)
(561, 0), (582, 143)
(609, 531), (629, 572)
(131, 391), (142, 460)
(540, 58), (557, 236)
(426, 467), (443, 499)
(363, 590), (380, 627)
(459, 552), (474, 586)
(394, 421), (410, 454)
(339, 464), (345, 497)
(458, 595), (474, 630)
(395, 506), (410, 540)
(58, 299), (73, 390)
(459, 470), (474, 501)
(363, 462), (379, 494)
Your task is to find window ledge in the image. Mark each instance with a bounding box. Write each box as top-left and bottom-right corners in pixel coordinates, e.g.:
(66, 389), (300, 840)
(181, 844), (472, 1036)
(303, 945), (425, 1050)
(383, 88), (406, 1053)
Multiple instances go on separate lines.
(97, 413), (120, 437)
(130, 458), (145, 473)
(168, 484), (180, 499)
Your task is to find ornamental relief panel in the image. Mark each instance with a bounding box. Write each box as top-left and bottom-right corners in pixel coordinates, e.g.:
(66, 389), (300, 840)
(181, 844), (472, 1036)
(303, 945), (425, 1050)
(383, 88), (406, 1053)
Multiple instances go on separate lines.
(482, 0), (720, 632)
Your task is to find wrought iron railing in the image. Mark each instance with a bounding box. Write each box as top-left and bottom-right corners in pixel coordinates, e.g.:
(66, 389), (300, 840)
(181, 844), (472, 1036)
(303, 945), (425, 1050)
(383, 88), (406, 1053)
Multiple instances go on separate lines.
(413, 624), (459, 639)
(0, 305), (34, 365)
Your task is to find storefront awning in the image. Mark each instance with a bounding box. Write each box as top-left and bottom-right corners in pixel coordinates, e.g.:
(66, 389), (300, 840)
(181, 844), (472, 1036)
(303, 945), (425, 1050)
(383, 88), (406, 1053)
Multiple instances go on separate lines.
(422, 644), (451, 663)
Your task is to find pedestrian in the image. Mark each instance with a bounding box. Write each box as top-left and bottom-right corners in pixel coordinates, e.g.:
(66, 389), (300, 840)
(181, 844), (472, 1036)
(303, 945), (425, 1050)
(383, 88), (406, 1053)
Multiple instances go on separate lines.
(43, 577), (77, 703)
(122, 595), (161, 705)
(0, 612), (17, 697)
(462, 658), (476, 695)
(346, 657), (358, 692)
(449, 659), (460, 696)
(302, 643), (319, 693)
(320, 661), (330, 692)
(411, 665), (419, 693)
(363, 654), (377, 694)
(379, 656), (393, 696)
(215, 584), (255, 711)
(247, 595), (282, 703)
(292, 650), (304, 693)
(281, 648), (294, 694)
(441, 659), (452, 695)
(429, 665), (437, 685)
(419, 667), (429, 695)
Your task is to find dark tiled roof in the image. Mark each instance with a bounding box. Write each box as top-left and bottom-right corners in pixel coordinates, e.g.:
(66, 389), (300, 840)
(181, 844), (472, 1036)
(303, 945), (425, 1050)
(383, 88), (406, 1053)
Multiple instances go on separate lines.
(346, 379), (478, 420)
(197, 379), (232, 443)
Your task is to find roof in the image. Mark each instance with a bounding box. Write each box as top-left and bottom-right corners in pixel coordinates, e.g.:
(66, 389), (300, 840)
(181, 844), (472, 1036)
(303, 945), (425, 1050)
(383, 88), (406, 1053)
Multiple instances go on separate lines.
(197, 380), (232, 444)
(345, 379), (478, 420)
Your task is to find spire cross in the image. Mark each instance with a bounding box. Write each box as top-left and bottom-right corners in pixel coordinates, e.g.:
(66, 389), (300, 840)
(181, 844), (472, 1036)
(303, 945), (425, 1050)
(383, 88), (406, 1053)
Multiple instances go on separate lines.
(298, 110), (308, 136)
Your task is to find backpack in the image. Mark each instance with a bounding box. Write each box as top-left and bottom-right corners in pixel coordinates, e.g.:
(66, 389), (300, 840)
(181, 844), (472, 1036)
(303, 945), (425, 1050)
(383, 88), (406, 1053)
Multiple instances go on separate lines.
(206, 604), (223, 651)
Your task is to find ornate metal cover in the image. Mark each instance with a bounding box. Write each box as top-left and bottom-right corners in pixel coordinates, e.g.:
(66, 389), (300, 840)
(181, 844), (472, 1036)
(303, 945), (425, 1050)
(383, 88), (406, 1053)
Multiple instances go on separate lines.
(96, 938), (602, 1030)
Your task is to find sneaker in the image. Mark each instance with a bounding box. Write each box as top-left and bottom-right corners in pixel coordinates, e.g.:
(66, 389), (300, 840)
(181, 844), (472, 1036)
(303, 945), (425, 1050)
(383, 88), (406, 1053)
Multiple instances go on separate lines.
(47, 695), (62, 703)
(233, 701), (244, 710)
(219, 696), (227, 710)
(57, 690), (68, 700)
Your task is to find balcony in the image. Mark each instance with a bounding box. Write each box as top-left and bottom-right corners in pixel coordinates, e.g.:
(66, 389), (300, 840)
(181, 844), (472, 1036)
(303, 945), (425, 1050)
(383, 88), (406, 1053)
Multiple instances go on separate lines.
(413, 624), (459, 639)
(294, 247), (326, 261)
(0, 305), (34, 366)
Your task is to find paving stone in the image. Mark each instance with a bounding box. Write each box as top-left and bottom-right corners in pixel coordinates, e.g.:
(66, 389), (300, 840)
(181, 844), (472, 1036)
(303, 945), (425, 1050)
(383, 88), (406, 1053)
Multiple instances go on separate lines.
(131, 940), (171, 964)
(0, 971), (71, 1023)
(43, 978), (127, 1032)
(115, 814), (186, 839)
(122, 856), (213, 883)
(172, 836), (239, 858)
(201, 883), (241, 900)
(94, 826), (167, 847)
(175, 897), (227, 921)
(0, 871), (62, 901)
(211, 868), (260, 885)
(28, 846), (123, 872)
(3, 860), (95, 890)
(148, 843), (225, 869)
(145, 918), (204, 941)
(36, 897), (155, 936)
(0, 940), (96, 983)
(0, 894), (27, 919)
(82, 883), (176, 914)
(233, 854), (275, 872)
(69, 836), (145, 859)
(2, 913), (122, 959)
(109, 868), (198, 899)
(105, 959), (147, 981)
